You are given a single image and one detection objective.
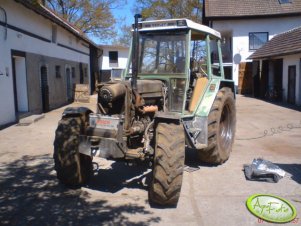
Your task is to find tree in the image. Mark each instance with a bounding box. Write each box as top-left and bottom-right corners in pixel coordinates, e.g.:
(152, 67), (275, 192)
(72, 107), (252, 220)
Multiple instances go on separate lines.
(134, 0), (204, 65)
(44, 0), (125, 40)
(135, 0), (202, 22)
(113, 23), (132, 47)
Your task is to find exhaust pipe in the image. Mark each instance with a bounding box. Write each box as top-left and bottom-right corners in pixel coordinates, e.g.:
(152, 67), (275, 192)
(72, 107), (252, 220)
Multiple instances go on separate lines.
(131, 14), (141, 92)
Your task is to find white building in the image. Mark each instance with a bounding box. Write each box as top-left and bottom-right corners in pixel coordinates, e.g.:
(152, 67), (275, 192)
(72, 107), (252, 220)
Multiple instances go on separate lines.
(203, 0), (301, 96)
(0, 0), (99, 128)
(99, 45), (129, 82)
(249, 27), (301, 106)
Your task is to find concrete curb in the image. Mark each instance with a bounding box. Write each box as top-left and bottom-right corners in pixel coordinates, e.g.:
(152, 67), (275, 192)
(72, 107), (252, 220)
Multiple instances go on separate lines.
(18, 114), (45, 126)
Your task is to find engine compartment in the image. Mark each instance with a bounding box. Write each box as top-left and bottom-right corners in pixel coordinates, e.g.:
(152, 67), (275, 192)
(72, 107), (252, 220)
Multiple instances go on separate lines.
(98, 80), (164, 113)
(84, 79), (166, 158)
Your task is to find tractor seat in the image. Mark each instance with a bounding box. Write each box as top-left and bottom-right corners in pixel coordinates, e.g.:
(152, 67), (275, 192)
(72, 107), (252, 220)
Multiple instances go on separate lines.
(188, 77), (208, 112)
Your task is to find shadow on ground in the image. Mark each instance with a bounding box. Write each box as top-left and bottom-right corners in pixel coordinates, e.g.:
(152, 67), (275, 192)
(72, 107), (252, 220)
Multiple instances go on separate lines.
(87, 161), (152, 193)
(184, 148), (218, 169)
(241, 95), (301, 112)
(87, 148), (217, 194)
(263, 100), (301, 112)
(0, 155), (160, 226)
(276, 163), (301, 184)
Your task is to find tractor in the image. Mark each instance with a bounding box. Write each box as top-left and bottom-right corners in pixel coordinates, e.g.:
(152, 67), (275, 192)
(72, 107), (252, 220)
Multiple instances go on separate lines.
(53, 15), (236, 206)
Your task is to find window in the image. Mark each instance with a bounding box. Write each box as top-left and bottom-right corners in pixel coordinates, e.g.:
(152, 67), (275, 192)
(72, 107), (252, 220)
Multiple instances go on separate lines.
(52, 25), (57, 43)
(55, 65), (61, 78)
(190, 36), (207, 76)
(249, 32), (268, 50)
(210, 38), (221, 76)
(112, 69), (123, 80)
(139, 32), (187, 74)
(109, 51), (118, 64)
(279, 0), (292, 4)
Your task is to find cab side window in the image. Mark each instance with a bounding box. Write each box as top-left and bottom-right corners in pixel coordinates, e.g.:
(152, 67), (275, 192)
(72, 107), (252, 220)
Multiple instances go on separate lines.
(209, 37), (221, 76)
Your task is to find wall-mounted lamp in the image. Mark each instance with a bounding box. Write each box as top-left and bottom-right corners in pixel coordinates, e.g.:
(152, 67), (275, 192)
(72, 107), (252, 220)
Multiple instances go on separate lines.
(6, 67), (9, 77)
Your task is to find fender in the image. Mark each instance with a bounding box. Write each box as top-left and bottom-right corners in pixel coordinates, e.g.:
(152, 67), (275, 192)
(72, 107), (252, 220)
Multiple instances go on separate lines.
(62, 107), (93, 120)
(220, 80), (236, 99)
(195, 79), (235, 117)
(154, 111), (181, 125)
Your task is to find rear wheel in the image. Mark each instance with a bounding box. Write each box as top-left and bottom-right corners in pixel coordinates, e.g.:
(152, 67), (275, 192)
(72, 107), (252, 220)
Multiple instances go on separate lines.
(198, 87), (236, 164)
(149, 123), (185, 206)
(53, 117), (92, 186)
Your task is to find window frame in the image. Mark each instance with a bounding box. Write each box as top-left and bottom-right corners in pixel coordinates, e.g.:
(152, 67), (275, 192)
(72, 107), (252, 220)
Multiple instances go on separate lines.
(109, 51), (118, 64)
(138, 31), (188, 75)
(279, 0), (292, 4)
(111, 68), (123, 80)
(249, 32), (269, 51)
(52, 24), (57, 43)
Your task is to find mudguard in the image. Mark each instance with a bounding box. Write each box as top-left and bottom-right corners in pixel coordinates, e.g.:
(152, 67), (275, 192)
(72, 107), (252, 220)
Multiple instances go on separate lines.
(154, 111), (181, 125)
(62, 107), (93, 118)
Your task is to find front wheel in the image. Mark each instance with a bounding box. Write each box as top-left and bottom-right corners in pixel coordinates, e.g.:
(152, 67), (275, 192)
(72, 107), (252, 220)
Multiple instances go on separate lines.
(149, 122), (185, 206)
(198, 87), (236, 164)
(53, 117), (92, 186)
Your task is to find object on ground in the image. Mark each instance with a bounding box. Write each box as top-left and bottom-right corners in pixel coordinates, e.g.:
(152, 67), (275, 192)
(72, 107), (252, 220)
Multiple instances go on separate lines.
(243, 158), (285, 183)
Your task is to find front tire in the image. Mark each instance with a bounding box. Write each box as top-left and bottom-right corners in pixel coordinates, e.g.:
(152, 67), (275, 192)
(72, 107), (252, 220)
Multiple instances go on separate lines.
(53, 117), (92, 186)
(198, 87), (236, 164)
(149, 123), (185, 206)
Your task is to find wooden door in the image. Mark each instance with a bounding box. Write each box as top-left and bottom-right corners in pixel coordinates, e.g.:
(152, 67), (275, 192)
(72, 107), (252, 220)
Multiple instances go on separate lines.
(288, 65), (296, 104)
(238, 62), (253, 95)
(40, 66), (49, 112)
(66, 68), (73, 102)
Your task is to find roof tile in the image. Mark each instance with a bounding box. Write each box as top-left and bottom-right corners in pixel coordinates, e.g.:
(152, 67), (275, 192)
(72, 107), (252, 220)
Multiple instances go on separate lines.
(205, 0), (301, 18)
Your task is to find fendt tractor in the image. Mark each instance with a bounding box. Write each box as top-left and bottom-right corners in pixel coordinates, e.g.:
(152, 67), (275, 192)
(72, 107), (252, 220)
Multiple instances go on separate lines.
(53, 15), (236, 206)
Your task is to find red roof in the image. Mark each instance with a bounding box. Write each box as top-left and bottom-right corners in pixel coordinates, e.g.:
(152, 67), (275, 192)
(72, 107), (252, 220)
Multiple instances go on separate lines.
(204, 0), (301, 19)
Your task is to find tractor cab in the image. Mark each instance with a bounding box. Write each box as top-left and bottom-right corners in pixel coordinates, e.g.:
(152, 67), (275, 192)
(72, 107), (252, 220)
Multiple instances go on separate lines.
(124, 18), (227, 114)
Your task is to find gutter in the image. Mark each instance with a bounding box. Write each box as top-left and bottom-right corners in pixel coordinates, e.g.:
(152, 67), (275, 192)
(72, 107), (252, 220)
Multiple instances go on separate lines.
(248, 49), (301, 60)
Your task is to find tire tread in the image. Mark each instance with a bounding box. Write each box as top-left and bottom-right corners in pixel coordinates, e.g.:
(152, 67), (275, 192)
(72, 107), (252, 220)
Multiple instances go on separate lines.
(150, 123), (185, 206)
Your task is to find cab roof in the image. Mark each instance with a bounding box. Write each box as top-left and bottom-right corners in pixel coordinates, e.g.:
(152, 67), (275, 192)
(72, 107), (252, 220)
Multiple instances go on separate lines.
(138, 18), (221, 39)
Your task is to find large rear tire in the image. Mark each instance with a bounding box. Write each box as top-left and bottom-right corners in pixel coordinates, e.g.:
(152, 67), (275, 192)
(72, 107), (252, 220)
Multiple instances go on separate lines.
(149, 123), (185, 206)
(53, 117), (92, 186)
(198, 87), (236, 164)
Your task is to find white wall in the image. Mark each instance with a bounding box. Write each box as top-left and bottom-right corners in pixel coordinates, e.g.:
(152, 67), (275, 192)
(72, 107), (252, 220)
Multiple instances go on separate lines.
(282, 53), (301, 106)
(15, 57), (28, 112)
(57, 25), (90, 55)
(100, 46), (129, 70)
(0, 1), (91, 126)
(212, 16), (301, 86)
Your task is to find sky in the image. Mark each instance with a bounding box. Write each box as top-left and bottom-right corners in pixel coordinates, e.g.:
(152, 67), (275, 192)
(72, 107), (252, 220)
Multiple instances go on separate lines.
(113, 0), (137, 26)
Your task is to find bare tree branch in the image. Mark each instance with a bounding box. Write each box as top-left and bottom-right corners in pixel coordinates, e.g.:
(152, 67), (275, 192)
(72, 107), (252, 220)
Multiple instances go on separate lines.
(44, 0), (124, 40)
(135, 0), (203, 22)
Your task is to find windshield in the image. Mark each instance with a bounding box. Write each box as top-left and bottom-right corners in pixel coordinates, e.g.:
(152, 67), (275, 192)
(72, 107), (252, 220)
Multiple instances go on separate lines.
(139, 31), (187, 74)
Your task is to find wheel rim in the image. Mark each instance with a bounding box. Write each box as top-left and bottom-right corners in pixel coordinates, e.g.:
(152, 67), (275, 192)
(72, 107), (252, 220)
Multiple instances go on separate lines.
(219, 102), (233, 151)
